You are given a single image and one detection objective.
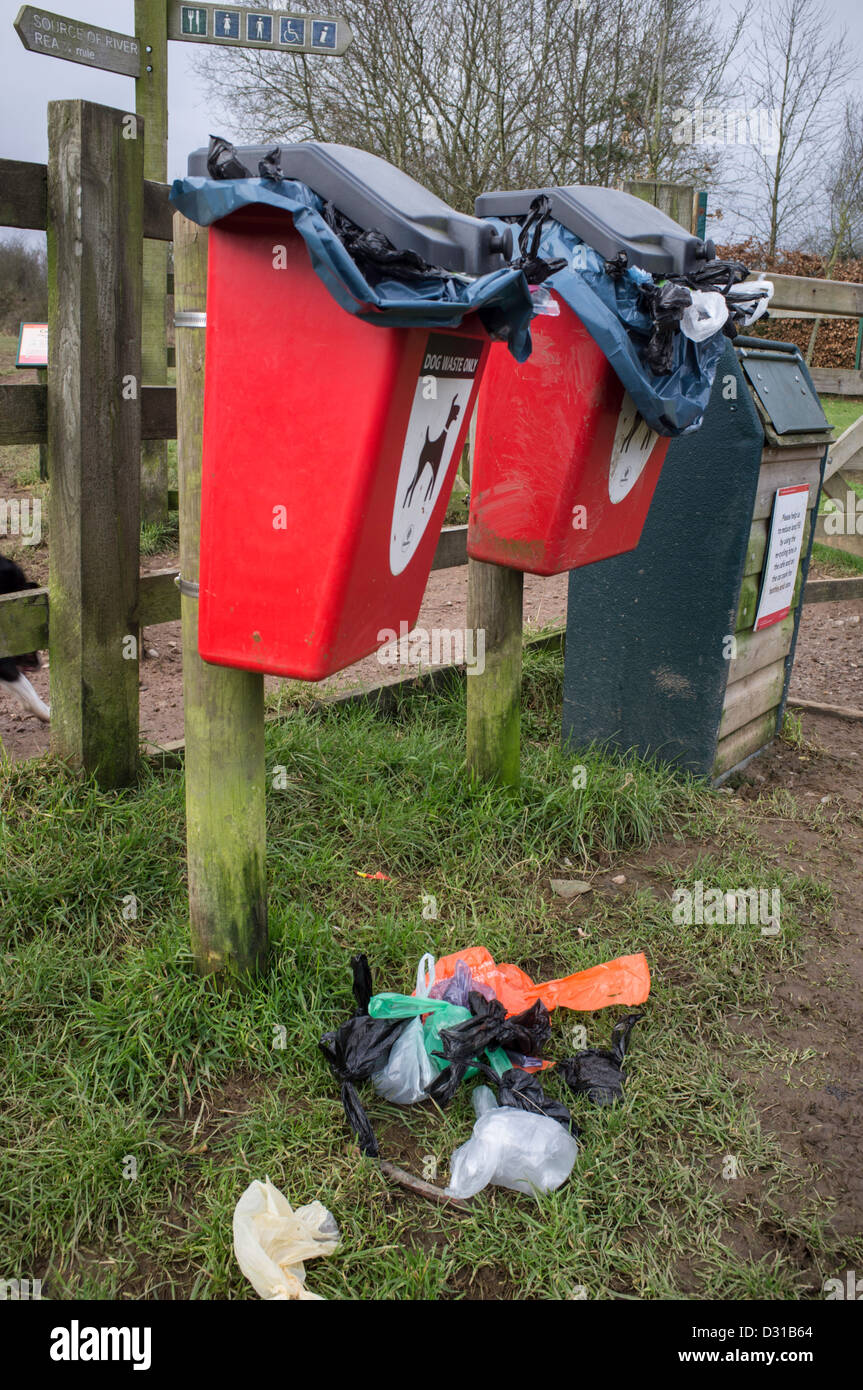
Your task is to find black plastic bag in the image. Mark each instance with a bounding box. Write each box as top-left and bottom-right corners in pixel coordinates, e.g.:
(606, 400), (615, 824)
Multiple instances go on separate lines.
(510, 195), (568, 285)
(207, 134), (252, 181)
(604, 251), (629, 279)
(257, 146), (283, 181)
(435, 994), (552, 1067)
(320, 201), (447, 286)
(558, 1013), (643, 1106)
(319, 954), (407, 1156)
(637, 282), (693, 375)
(425, 1060), (470, 1106)
(493, 1067), (580, 1136)
(672, 257), (749, 297)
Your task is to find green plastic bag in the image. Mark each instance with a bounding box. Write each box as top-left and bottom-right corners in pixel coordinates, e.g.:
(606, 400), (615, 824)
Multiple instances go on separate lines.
(369, 993), (509, 1078)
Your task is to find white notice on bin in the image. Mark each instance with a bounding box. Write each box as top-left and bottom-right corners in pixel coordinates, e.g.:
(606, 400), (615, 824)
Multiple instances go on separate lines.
(753, 484), (810, 632)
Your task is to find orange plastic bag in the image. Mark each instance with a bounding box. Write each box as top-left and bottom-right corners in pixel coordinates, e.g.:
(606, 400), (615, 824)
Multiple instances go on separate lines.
(432, 947), (650, 1016)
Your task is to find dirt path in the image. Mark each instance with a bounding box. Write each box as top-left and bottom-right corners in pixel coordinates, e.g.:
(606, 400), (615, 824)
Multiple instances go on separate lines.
(0, 564), (570, 757)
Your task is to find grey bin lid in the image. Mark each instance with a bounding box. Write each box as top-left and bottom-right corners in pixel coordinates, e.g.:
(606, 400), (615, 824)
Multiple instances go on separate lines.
(475, 184), (709, 276)
(187, 141), (512, 276)
(736, 339), (830, 435)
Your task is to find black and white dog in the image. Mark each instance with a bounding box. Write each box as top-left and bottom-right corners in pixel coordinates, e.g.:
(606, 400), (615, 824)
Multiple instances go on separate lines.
(0, 555), (50, 722)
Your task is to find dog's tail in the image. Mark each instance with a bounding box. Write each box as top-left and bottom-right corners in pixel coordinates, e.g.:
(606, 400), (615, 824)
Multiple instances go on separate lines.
(0, 671), (50, 722)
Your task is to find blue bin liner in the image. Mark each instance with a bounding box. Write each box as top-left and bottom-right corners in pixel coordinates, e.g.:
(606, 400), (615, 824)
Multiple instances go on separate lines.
(494, 214), (727, 436)
(170, 176), (535, 361)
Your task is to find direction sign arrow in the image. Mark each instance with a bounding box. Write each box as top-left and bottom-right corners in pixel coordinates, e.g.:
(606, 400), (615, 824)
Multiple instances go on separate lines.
(167, 4), (353, 57)
(14, 5), (142, 77)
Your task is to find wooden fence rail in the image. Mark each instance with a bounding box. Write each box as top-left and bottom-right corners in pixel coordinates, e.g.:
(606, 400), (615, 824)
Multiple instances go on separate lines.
(0, 156), (173, 239)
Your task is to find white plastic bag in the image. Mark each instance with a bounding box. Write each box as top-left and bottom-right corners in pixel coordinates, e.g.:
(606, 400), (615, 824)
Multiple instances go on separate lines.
(445, 1086), (578, 1199)
(530, 284), (561, 316)
(680, 289), (728, 342)
(233, 1178), (339, 1300)
(372, 1014), (435, 1104)
(415, 952), (435, 998)
(727, 273), (774, 326)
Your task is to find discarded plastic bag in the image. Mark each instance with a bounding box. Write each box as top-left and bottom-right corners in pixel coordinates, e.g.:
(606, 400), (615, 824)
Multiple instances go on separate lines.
(680, 290), (729, 342)
(445, 1087), (578, 1199)
(493, 1066), (578, 1134)
(319, 954), (408, 1156)
(726, 274), (774, 327)
(428, 958), (496, 1006)
(435, 994), (552, 1066)
(432, 947), (650, 1016)
(369, 986), (508, 1077)
(558, 1013), (642, 1105)
(372, 1016), (435, 1105)
(233, 1178), (339, 1300)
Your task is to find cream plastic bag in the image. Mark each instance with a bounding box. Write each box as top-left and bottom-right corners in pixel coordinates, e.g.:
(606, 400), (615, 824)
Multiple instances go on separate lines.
(233, 1178), (340, 1300)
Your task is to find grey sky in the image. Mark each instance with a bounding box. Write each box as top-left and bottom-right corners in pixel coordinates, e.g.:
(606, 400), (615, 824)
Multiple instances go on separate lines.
(1, 0), (861, 233)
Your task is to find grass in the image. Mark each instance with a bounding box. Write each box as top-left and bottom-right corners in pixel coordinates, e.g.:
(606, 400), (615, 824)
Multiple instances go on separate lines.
(140, 510), (180, 558)
(819, 395), (863, 436)
(809, 540), (863, 577)
(0, 645), (851, 1300)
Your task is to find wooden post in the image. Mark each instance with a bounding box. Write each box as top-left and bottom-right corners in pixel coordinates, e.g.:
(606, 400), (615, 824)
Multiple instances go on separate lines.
(37, 367), (48, 480)
(46, 101), (142, 788)
(135, 0), (169, 524)
(173, 213), (269, 977)
(466, 558), (524, 786)
(624, 179), (696, 235)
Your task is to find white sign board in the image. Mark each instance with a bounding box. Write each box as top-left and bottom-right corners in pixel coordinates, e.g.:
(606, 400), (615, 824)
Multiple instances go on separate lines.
(753, 484), (810, 632)
(16, 321), (48, 368)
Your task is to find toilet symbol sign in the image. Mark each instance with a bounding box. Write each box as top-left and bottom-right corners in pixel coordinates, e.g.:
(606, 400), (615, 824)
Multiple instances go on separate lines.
(168, 4), (354, 55)
(214, 10), (240, 40)
(247, 13), (272, 43)
(390, 334), (483, 577)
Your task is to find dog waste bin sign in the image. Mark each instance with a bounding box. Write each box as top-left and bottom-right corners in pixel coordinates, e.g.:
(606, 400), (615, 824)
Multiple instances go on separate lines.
(391, 335), (482, 576)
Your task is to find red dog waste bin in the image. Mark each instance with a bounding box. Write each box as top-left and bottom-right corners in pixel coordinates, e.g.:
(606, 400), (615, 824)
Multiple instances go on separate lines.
(468, 186), (711, 575)
(191, 144), (511, 680)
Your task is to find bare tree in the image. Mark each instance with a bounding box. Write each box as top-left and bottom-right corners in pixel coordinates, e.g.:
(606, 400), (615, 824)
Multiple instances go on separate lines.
(822, 98), (863, 263)
(734, 0), (857, 257)
(193, 0), (746, 210)
(800, 98), (863, 363)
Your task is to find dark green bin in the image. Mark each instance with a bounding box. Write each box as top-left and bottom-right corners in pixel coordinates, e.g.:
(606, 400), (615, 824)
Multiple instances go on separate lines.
(562, 337), (832, 780)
